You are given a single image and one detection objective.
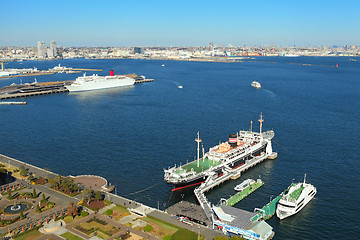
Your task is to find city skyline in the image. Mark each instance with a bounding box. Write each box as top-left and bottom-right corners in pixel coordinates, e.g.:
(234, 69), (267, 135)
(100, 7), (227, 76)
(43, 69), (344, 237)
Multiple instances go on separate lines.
(1, 0), (360, 47)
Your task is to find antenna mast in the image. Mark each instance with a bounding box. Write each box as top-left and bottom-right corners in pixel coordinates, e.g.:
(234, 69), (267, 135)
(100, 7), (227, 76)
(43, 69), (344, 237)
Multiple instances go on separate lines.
(258, 113), (264, 134)
(195, 132), (202, 167)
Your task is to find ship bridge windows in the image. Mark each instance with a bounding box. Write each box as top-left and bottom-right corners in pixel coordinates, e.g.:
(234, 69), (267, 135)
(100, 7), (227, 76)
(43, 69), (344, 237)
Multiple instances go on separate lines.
(278, 202), (295, 208)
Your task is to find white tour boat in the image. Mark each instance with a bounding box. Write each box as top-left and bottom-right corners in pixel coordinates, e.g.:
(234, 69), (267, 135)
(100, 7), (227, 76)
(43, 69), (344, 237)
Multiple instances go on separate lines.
(251, 81), (261, 89)
(234, 179), (255, 191)
(276, 174), (317, 220)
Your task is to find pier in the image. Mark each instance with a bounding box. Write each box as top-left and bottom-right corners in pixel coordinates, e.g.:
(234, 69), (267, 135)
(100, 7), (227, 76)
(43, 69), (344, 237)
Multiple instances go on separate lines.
(194, 153), (270, 219)
(191, 152), (276, 239)
(0, 67), (102, 79)
(251, 184), (292, 221)
(0, 101), (27, 105)
(221, 179), (264, 207)
(135, 78), (155, 84)
(0, 74), (154, 100)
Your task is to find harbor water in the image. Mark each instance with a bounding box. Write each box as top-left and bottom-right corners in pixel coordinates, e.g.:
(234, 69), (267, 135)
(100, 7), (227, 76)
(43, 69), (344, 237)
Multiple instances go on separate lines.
(0, 57), (359, 239)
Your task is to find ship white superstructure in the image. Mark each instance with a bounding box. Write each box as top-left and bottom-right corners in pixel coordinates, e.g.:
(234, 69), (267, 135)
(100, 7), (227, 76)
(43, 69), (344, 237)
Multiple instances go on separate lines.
(164, 114), (275, 191)
(276, 174), (317, 220)
(66, 71), (135, 92)
(251, 81), (261, 88)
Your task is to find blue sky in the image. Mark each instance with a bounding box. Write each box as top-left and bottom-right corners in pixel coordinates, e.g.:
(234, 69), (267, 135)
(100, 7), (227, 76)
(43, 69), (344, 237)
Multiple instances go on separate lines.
(1, 0), (359, 47)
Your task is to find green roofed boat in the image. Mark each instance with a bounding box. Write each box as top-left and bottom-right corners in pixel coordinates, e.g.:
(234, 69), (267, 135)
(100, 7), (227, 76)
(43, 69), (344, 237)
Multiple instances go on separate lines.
(276, 174), (317, 220)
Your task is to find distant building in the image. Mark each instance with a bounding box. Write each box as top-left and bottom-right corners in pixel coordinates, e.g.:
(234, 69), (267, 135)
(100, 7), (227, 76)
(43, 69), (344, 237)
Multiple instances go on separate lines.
(134, 47), (143, 54)
(37, 41), (46, 59)
(49, 41), (57, 58)
(209, 42), (214, 51)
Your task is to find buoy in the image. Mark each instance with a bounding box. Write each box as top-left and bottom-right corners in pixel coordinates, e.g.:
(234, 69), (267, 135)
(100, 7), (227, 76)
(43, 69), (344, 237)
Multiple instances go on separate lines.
(336, 64), (338, 68)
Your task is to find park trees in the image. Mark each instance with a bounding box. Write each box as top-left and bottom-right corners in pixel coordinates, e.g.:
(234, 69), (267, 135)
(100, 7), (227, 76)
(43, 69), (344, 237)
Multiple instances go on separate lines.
(95, 191), (103, 201)
(82, 189), (93, 204)
(48, 175), (80, 195)
(19, 165), (28, 177)
(32, 188), (37, 198)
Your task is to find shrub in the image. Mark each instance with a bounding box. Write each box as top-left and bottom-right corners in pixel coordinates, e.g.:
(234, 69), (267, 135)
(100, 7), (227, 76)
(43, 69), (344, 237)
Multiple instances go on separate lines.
(163, 235), (172, 240)
(104, 209), (113, 215)
(36, 204), (41, 213)
(80, 211), (89, 217)
(143, 224), (153, 232)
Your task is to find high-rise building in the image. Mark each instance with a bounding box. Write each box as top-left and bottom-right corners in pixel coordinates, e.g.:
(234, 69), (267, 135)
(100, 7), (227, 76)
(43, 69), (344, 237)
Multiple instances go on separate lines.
(37, 41), (46, 59)
(209, 42), (214, 51)
(134, 47), (143, 54)
(49, 41), (57, 58)
(47, 48), (54, 58)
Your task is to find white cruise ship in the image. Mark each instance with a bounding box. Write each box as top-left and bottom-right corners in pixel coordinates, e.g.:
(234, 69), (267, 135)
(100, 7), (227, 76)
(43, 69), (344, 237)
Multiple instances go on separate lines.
(66, 70), (135, 92)
(276, 174), (317, 220)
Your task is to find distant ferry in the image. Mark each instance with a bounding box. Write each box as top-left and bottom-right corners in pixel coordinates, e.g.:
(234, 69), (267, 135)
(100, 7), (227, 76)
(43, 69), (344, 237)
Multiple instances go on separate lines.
(276, 174), (317, 220)
(66, 70), (135, 92)
(251, 81), (261, 89)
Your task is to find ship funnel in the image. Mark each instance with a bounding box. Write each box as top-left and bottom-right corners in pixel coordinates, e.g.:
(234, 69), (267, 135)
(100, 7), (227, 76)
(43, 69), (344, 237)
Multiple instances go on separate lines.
(229, 134), (237, 148)
(110, 70), (114, 76)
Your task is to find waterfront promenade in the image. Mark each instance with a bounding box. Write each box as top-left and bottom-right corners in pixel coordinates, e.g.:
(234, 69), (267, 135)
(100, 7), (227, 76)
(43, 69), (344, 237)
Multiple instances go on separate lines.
(0, 153), (225, 239)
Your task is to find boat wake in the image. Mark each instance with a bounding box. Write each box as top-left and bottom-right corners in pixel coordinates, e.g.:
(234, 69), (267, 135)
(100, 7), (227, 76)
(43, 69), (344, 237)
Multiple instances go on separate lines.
(164, 79), (182, 88)
(263, 89), (276, 97)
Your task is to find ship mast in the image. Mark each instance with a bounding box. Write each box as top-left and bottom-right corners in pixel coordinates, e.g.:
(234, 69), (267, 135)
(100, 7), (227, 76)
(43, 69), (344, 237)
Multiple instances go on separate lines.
(250, 120), (253, 133)
(202, 143), (205, 163)
(258, 113), (264, 134)
(195, 132), (202, 167)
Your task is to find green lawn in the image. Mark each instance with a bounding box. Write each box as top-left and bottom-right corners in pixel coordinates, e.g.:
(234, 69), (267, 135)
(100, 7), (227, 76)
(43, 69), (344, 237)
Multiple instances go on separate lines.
(61, 232), (84, 240)
(63, 215), (83, 224)
(14, 229), (42, 240)
(143, 216), (179, 231)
